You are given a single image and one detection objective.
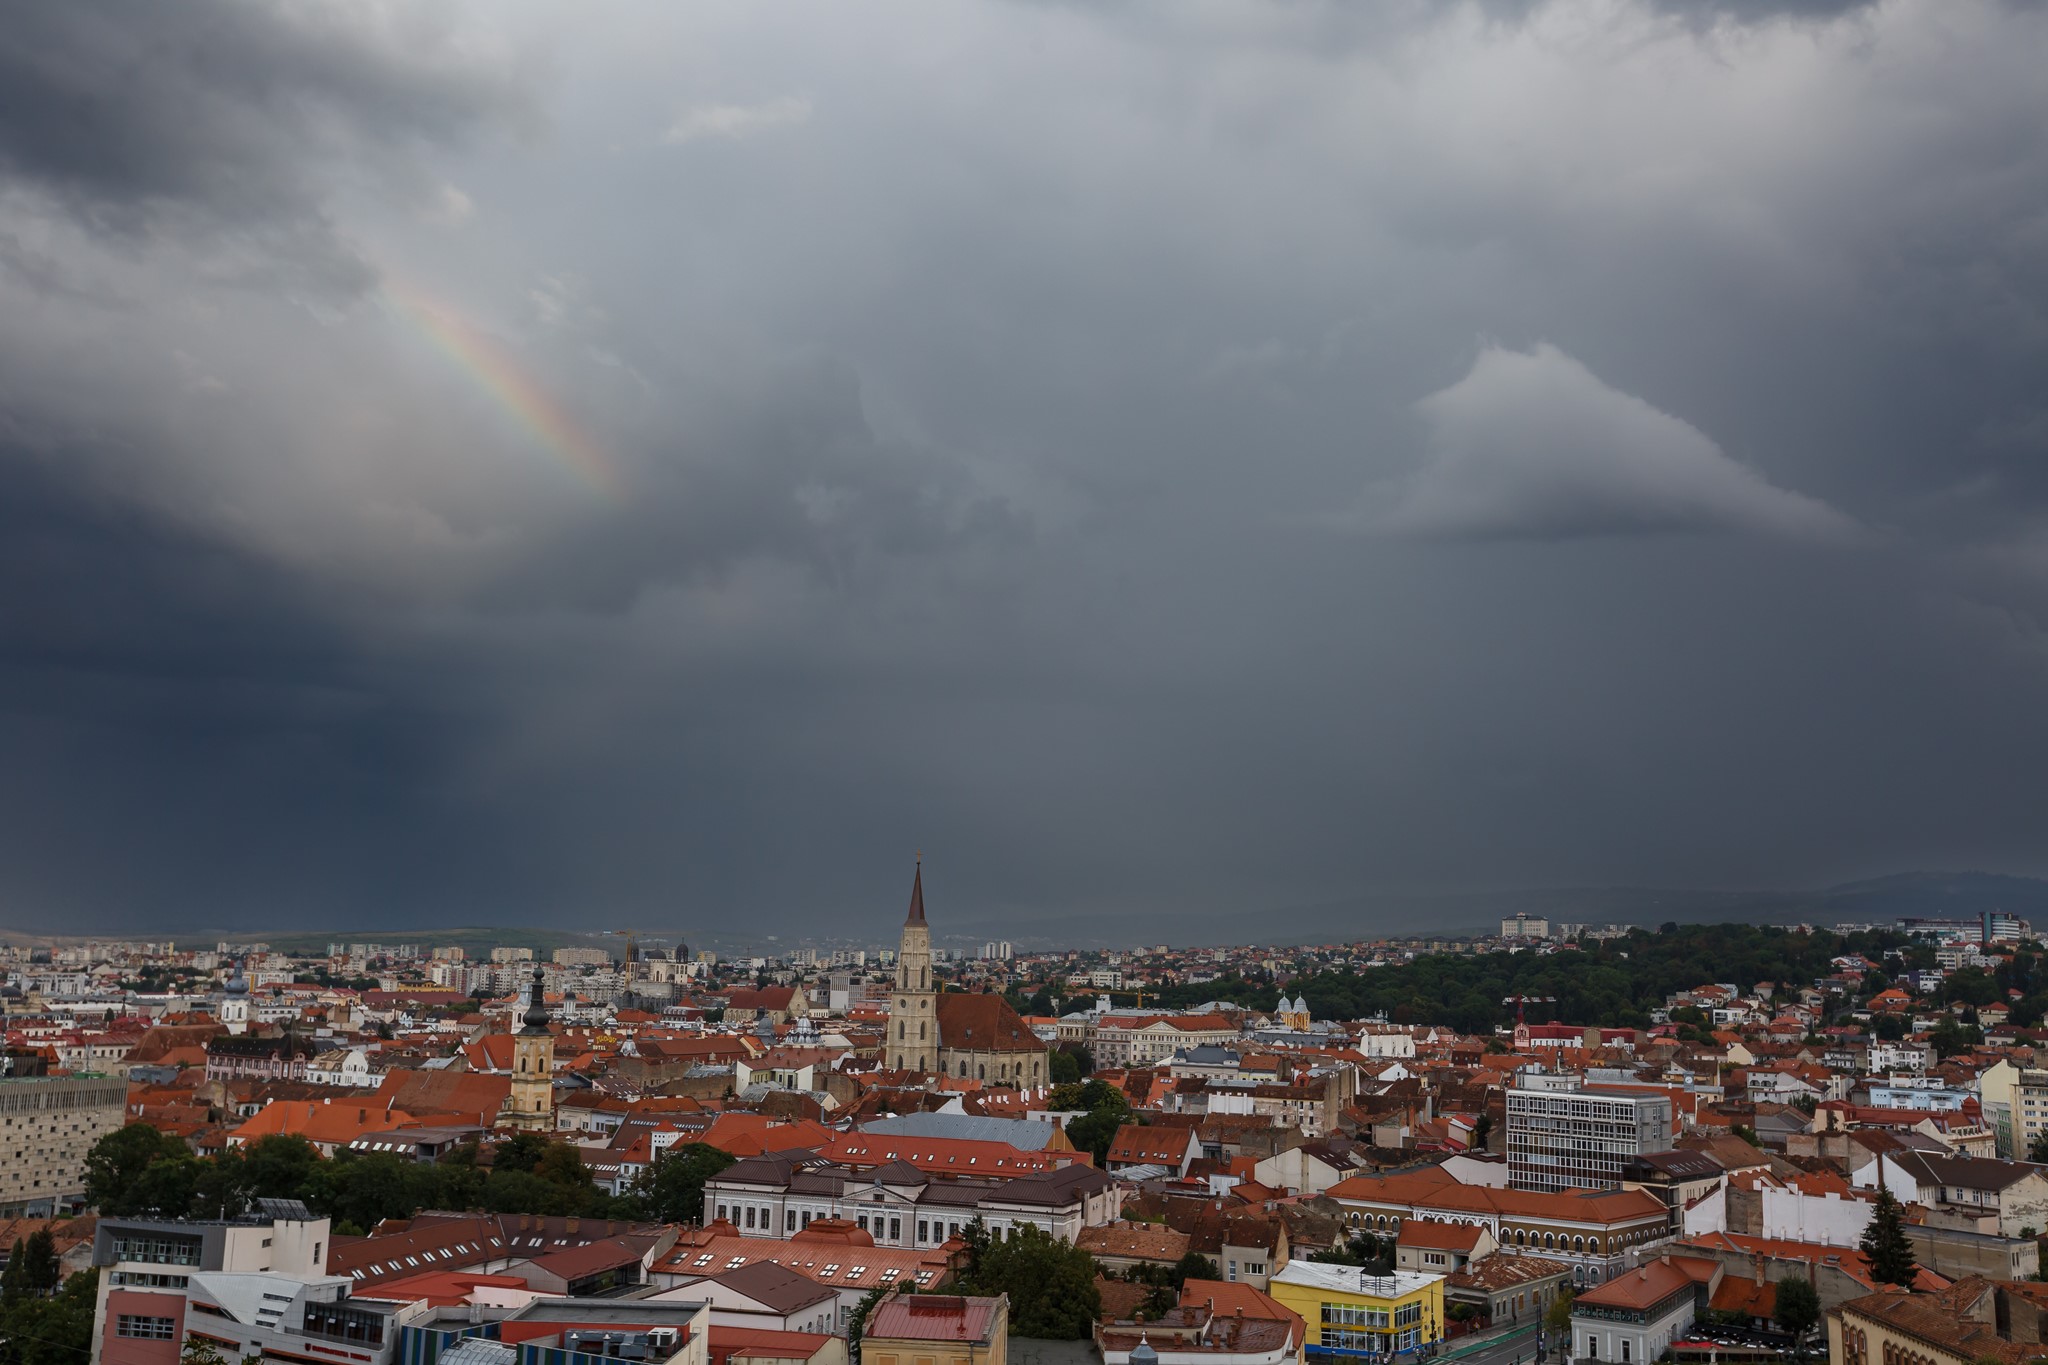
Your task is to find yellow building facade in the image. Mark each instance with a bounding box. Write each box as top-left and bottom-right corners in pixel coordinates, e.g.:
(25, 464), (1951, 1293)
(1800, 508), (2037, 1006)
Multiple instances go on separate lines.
(1269, 1262), (1446, 1358)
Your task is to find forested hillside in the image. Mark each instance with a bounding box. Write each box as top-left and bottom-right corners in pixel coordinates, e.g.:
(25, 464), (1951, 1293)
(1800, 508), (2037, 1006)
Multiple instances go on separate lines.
(1122, 923), (2045, 1034)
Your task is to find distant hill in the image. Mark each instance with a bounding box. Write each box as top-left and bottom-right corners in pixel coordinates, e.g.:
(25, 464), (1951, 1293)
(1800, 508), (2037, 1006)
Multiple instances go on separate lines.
(944, 869), (2048, 949)
(6, 869), (2045, 955)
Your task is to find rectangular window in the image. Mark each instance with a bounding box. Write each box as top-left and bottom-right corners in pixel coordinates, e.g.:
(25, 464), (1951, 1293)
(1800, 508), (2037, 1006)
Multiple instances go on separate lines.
(117, 1317), (178, 1341)
(745, 1207), (756, 1229)
(1622, 1342), (1631, 1363)
(918, 1220), (929, 1242)
(889, 1218), (901, 1241)
(788, 1210), (798, 1232)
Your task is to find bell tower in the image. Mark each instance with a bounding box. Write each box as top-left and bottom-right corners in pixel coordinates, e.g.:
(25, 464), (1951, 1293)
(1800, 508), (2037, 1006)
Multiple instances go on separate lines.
(886, 859), (939, 1072)
(504, 966), (556, 1131)
(218, 960), (251, 1036)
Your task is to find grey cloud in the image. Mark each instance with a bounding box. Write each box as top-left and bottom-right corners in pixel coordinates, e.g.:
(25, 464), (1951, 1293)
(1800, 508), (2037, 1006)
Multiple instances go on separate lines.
(1385, 344), (1860, 543)
(4, 0), (2048, 937)
(0, 1), (525, 287)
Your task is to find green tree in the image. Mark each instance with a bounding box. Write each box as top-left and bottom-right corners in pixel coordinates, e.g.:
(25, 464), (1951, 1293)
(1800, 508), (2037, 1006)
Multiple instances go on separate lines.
(127, 1153), (204, 1218)
(1774, 1275), (1820, 1353)
(1048, 1050), (1082, 1086)
(1060, 1080), (1132, 1164)
(630, 1143), (735, 1224)
(1064, 1109), (1126, 1165)
(1470, 1113), (1494, 1151)
(1309, 1234), (1392, 1272)
(319, 1152), (414, 1230)
(242, 1135), (322, 1199)
(531, 1141), (593, 1189)
(0, 1229), (58, 1305)
(191, 1149), (251, 1221)
(1545, 1288), (1574, 1335)
(1172, 1252), (1219, 1287)
(1, 1269), (98, 1365)
(83, 1123), (191, 1214)
(955, 1223), (1099, 1339)
(1928, 1019), (1983, 1059)
(1944, 968), (1999, 1007)
(493, 1131), (554, 1174)
(848, 1282), (897, 1361)
(1860, 1188), (1918, 1288)
(2028, 1131), (2048, 1165)
(181, 1336), (232, 1365)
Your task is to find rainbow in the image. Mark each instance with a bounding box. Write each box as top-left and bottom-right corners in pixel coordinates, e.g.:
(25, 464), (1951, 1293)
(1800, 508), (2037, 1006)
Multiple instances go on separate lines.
(380, 277), (621, 499)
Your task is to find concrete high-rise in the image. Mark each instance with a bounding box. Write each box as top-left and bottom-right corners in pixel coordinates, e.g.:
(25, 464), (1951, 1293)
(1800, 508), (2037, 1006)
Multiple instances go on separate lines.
(1506, 1066), (1673, 1193)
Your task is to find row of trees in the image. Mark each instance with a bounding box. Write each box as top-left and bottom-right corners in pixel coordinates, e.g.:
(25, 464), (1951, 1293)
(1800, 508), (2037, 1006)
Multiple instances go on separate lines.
(83, 1124), (735, 1233)
(0, 1230), (96, 1365)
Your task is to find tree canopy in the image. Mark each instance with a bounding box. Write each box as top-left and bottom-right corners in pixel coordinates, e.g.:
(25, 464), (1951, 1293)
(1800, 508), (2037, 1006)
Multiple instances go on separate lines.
(955, 1221), (1100, 1339)
(1860, 1189), (1919, 1288)
(1774, 1274), (1820, 1353)
(81, 1124), (647, 1228)
(0, 1268), (97, 1365)
(632, 1143), (736, 1224)
(1140, 923), (1923, 1029)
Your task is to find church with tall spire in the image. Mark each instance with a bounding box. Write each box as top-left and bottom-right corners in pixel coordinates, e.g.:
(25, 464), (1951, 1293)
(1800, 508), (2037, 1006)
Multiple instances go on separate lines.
(502, 966), (556, 1131)
(884, 860), (1048, 1087)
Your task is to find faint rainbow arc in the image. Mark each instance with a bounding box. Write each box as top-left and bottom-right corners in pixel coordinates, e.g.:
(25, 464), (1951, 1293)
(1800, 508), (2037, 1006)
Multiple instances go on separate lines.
(380, 278), (622, 500)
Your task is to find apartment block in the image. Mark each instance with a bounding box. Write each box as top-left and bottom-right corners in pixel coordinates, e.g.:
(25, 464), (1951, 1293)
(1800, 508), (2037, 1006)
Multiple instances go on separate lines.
(0, 1074), (127, 1217)
(1506, 1068), (1674, 1194)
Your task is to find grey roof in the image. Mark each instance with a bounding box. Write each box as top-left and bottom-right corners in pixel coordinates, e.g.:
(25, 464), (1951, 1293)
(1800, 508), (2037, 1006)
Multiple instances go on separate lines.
(438, 1341), (517, 1365)
(1888, 1149), (2042, 1191)
(737, 1083), (832, 1105)
(1626, 1150), (1724, 1180)
(510, 1298), (709, 1324)
(859, 1111), (1062, 1150)
(710, 1261), (837, 1313)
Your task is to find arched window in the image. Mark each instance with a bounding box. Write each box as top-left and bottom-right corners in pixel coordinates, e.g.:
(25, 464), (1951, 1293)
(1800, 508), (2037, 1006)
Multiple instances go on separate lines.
(1572, 1236), (1584, 1253)
(898, 1023), (904, 1040)
(979, 1065), (986, 1080)
(1543, 1233), (1555, 1249)
(920, 1022), (927, 1040)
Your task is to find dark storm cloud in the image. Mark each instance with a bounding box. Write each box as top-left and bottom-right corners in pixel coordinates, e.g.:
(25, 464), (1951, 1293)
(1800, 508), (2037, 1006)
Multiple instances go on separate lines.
(4, 0), (2048, 941)
(0, 1), (524, 289)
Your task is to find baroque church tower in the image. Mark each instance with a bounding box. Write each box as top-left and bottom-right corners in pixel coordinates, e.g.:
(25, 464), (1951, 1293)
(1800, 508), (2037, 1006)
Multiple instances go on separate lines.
(504, 966), (556, 1131)
(217, 960), (251, 1036)
(886, 860), (938, 1072)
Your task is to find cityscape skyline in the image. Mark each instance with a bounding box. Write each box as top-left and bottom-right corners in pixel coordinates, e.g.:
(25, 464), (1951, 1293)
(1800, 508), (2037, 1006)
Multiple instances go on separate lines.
(10, 5), (2048, 1356)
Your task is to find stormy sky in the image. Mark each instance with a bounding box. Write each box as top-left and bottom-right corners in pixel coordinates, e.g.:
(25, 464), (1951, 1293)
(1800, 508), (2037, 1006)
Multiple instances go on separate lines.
(4, 0), (2048, 941)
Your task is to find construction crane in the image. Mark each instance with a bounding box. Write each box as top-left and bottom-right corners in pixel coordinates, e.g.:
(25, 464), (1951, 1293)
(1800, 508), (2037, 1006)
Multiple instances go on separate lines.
(1502, 994), (1557, 1025)
(600, 928), (647, 969)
